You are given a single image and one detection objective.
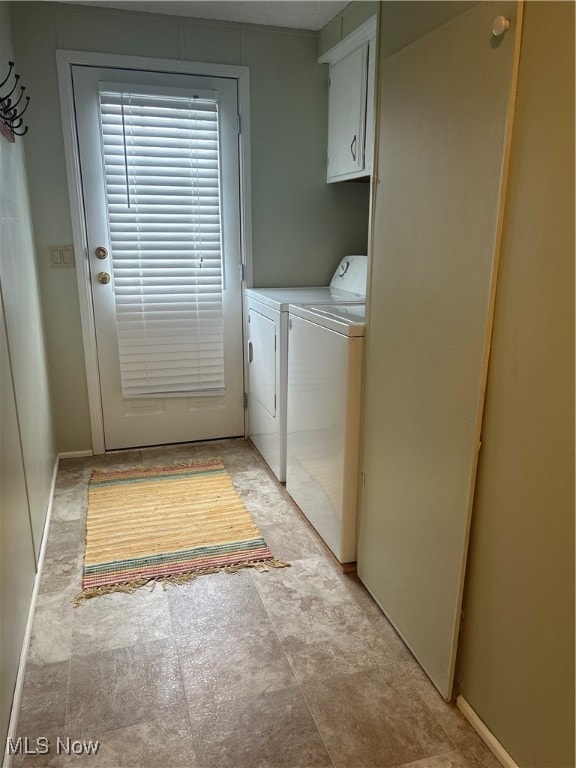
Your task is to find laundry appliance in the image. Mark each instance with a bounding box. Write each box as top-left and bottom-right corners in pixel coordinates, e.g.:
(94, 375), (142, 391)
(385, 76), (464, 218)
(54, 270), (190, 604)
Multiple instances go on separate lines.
(285, 303), (366, 564)
(244, 255), (367, 481)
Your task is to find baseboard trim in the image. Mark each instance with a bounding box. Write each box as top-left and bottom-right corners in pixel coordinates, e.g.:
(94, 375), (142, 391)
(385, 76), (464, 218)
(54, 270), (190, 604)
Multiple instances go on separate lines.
(456, 695), (519, 768)
(3, 455), (59, 768)
(58, 450), (93, 459)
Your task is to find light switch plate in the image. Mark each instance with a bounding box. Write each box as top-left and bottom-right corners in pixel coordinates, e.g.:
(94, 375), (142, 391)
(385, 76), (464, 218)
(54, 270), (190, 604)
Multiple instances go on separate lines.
(50, 245), (75, 268)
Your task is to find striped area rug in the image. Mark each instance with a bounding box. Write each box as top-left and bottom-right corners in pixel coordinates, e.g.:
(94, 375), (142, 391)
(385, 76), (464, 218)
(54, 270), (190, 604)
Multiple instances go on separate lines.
(75, 459), (289, 604)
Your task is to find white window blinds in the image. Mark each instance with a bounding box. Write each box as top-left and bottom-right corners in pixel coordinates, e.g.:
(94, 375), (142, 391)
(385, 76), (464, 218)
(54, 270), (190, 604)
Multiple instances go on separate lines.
(98, 84), (225, 397)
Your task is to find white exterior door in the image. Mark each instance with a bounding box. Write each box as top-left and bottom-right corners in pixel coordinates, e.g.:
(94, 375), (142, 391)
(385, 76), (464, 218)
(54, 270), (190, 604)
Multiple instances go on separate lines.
(72, 65), (244, 450)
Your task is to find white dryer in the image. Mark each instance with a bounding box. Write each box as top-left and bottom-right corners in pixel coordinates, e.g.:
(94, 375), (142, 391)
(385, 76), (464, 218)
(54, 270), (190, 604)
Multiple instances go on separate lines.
(286, 303), (365, 564)
(244, 255), (367, 481)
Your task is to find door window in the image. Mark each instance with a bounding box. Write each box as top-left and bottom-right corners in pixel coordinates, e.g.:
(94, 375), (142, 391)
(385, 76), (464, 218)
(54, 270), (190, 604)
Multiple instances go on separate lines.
(99, 84), (225, 397)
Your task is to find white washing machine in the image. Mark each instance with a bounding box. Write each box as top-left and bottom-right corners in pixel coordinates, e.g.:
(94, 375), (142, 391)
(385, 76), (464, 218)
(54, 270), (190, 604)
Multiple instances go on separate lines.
(244, 255), (367, 482)
(286, 303), (365, 564)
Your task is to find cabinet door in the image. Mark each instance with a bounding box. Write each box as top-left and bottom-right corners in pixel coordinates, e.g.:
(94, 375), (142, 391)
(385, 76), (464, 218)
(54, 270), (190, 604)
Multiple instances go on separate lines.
(327, 45), (366, 179)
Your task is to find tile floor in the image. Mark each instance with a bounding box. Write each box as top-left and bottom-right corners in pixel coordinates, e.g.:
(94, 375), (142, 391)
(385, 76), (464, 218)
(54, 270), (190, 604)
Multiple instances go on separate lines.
(12, 439), (500, 768)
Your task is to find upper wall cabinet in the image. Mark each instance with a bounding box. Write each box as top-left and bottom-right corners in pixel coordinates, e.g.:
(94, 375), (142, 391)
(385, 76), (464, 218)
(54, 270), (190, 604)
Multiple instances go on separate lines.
(319, 15), (377, 183)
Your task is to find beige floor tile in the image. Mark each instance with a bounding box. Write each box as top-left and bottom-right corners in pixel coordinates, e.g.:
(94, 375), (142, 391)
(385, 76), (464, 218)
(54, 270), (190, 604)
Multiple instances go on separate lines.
(16, 661), (69, 735)
(28, 592), (76, 665)
(203, 438), (265, 472)
(460, 741), (504, 768)
(39, 521), (83, 596)
(257, 519), (322, 562)
(402, 660), (481, 750)
(67, 639), (186, 733)
(231, 470), (297, 525)
(250, 556), (398, 684)
(302, 667), (453, 767)
(85, 451), (143, 471)
(344, 577), (416, 664)
(279, 617), (393, 685)
(59, 716), (197, 768)
(51, 461), (89, 515)
(396, 750), (470, 768)
(187, 687), (332, 768)
(251, 556), (359, 616)
(139, 442), (206, 468)
(71, 586), (173, 655)
(50, 495), (87, 524)
(167, 568), (269, 634)
(177, 619), (298, 705)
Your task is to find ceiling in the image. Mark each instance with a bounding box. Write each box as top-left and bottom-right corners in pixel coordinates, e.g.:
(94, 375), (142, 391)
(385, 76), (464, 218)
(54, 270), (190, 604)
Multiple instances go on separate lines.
(67, 1), (350, 30)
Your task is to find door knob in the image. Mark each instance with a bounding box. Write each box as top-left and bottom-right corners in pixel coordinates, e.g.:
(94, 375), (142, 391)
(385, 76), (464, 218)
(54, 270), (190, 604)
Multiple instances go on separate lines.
(95, 246), (108, 259)
(97, 271), (111, 284)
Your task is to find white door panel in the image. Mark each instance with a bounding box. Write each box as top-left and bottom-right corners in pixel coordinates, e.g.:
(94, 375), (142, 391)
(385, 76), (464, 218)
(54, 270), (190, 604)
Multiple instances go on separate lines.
(72, 65), (244, 449)
(357, 1), (520, 698)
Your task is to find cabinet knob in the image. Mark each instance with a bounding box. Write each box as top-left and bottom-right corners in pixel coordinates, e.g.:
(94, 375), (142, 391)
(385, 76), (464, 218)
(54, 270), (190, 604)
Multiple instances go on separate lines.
(95, 246), (108, 260)
(492, 16), (510, 36)
(97, 271), (111, 284)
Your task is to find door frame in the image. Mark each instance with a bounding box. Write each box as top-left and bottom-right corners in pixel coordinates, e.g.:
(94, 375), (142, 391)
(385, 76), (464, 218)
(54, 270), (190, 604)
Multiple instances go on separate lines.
(56, 50), (252, 454)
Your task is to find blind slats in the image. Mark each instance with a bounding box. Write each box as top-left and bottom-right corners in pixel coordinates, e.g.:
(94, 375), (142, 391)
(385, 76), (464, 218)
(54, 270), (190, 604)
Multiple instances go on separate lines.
(99, 86), (225, 398)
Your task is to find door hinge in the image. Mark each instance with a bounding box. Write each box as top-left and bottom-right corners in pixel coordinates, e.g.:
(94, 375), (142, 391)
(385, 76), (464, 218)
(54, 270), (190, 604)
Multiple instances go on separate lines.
(237, 114), (241, 135)
(243, 392), (248, 409)
(239, 262), (245, 281)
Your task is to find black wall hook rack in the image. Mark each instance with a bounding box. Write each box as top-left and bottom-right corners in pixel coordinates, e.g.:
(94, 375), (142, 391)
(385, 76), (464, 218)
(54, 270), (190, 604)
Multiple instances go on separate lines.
(0, 61), (30, 143)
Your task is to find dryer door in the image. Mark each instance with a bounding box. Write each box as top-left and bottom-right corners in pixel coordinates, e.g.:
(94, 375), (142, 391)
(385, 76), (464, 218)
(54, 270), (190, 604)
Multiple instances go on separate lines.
(248, 308), (276, 418)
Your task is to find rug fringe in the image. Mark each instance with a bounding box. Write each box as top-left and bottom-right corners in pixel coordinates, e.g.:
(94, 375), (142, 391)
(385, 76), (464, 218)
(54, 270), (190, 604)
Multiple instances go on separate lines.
(73, 558), (290, 606)
(90, 456), (224, 480)
(173, 457), (223, 467)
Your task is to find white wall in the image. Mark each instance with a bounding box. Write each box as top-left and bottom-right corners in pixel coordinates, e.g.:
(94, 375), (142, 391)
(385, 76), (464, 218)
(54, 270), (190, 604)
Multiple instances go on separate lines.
(10, 1), (371, 452)
(0, 1), (57, 750)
